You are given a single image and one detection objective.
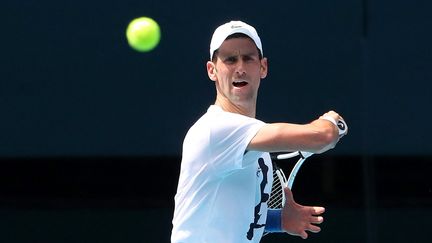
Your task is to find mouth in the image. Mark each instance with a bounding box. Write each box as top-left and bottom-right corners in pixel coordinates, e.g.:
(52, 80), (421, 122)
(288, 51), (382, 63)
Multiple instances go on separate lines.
(232, 80), (248, 88)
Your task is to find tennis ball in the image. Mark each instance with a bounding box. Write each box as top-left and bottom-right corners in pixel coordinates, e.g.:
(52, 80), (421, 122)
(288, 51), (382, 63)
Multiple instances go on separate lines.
(126, 17), (161, 52)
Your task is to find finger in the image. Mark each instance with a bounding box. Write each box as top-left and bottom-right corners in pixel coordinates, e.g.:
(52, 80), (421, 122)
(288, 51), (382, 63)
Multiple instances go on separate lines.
(300, 231), (308, 239)
(311, 206), (325, 215)
(307, 224), (321, 233)
(283, 186), (295, 203)
(310, 216), (324, 224)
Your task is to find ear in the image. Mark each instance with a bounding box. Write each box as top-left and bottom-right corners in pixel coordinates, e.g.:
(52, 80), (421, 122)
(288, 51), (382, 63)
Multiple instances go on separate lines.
(260, 57), (268, 79)
(206, 61), (217, 81)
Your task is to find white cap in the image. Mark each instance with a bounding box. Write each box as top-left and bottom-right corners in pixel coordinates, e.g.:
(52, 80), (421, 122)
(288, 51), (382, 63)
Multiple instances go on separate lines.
(209, 20), (263, 60)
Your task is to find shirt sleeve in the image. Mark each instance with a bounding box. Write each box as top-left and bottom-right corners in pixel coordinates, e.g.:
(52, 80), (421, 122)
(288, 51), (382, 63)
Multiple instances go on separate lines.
(208, 112), (265, 176)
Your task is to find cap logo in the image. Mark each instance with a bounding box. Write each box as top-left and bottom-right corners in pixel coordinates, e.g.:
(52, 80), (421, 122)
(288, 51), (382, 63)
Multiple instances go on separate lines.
(231, 24), (242, 29)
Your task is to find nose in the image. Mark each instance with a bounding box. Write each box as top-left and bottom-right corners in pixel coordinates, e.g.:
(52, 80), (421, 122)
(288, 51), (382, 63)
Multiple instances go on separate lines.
(234, 60), (246, 77)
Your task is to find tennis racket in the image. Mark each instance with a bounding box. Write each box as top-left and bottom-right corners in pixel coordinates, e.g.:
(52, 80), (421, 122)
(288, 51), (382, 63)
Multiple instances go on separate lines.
(268, 118), (348, 210)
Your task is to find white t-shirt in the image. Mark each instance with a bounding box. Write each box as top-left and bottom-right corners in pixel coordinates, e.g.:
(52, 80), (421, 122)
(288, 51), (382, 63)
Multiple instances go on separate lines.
(171, 105), (273, 243)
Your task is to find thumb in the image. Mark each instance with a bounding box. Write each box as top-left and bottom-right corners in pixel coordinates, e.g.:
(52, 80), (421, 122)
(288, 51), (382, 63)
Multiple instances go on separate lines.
(283, 186), (295, 204)
(301, 231), (308, 239)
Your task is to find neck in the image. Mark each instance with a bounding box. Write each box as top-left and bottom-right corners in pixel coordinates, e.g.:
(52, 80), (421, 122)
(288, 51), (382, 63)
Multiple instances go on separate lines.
(215, 96), (256, 118)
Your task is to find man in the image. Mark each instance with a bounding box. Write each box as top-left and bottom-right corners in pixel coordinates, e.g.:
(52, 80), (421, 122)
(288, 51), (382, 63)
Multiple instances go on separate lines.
(171, 20), (347, 242)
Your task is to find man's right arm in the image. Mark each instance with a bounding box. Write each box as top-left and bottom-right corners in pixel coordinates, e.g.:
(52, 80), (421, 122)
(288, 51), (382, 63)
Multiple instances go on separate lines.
(248, 111), (344, 154)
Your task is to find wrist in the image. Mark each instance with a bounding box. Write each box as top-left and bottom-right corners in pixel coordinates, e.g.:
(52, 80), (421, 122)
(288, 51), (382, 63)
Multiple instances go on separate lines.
(265, 209), (283, 233)
(320, 115), (338, 127)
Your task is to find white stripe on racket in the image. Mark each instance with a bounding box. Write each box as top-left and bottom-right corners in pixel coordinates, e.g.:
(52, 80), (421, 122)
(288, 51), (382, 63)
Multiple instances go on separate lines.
(276, 118), (348, 189)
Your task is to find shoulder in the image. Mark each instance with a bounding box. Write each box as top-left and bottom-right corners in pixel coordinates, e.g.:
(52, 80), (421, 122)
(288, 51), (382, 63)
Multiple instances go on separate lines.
(207, 105), (265, 129)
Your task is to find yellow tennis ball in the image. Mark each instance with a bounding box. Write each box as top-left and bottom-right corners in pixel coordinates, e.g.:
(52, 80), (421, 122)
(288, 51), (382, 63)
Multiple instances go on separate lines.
(126, 17), (161, 52)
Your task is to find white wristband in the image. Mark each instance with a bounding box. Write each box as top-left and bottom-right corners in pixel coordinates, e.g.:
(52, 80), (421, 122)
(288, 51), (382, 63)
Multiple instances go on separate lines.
(320, 115), (338, 127)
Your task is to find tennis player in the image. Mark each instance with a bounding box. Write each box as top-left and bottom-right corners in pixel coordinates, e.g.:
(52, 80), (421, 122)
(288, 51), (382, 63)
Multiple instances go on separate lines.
(171, 20), (346, 243)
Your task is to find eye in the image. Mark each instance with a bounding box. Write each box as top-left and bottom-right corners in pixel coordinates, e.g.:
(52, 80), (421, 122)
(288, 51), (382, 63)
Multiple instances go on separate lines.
(224, 56), (238, 64)
(243, 56), (253, 62)
(243, 55), (258, 62)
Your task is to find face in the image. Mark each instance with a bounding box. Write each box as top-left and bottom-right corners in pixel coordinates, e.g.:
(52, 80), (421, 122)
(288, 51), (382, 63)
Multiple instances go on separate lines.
(207, 37), (268, 112)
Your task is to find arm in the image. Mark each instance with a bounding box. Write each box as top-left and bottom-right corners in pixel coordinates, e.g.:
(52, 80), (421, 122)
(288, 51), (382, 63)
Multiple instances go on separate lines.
(248, 111), (343, 153)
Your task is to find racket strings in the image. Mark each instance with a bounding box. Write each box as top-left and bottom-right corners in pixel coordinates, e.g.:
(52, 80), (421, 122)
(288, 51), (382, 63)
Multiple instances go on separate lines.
(267, 169), (285, 209)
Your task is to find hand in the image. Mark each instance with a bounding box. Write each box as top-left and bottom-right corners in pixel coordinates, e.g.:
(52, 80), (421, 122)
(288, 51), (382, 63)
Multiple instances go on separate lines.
(281, 187), (325, 239)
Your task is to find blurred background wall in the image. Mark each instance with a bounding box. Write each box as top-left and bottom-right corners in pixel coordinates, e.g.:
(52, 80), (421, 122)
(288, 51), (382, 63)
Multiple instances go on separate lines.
(1, 0), (431, 242)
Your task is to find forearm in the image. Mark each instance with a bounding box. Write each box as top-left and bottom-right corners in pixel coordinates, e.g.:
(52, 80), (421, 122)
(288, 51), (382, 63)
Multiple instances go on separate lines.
(249, 120), (339, 153)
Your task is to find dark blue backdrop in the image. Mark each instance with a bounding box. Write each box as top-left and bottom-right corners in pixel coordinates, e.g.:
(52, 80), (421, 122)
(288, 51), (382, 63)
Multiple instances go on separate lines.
(1, 1), (432, 243)
(3, 0), (431, 157)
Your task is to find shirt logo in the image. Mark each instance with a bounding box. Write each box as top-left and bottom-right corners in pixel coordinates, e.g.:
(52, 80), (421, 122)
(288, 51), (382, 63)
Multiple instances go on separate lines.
(256, 167), (262, 177)
(246, 157), (269, 240)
